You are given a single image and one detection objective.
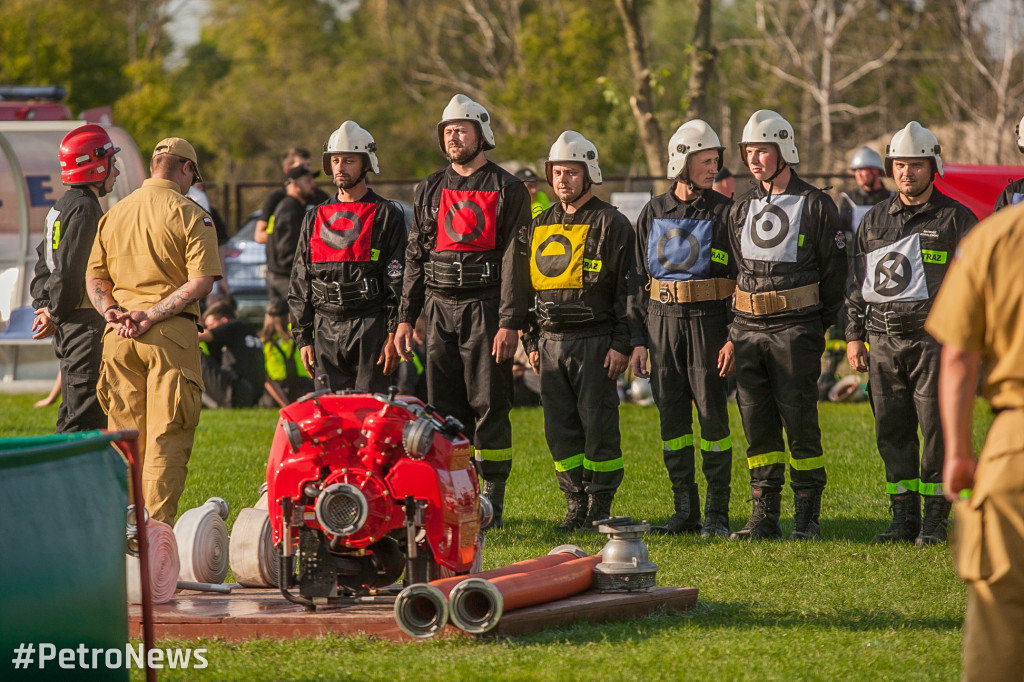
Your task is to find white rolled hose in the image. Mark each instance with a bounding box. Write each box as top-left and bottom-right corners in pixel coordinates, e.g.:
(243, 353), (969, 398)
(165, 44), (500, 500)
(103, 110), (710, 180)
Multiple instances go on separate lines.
(173, 497), (231, 585)
(229, 491), (280, 587)
(126, 518), (180, 604)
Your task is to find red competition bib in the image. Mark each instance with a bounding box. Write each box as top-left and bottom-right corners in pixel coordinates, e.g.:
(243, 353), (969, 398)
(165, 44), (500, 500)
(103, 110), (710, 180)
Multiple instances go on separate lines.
(310, 203), (376, 262)
(436, 188), (499, 252)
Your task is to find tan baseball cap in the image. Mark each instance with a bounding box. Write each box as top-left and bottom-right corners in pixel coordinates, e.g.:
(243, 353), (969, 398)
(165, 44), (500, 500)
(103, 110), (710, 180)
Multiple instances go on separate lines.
(153, 137), (203, 183)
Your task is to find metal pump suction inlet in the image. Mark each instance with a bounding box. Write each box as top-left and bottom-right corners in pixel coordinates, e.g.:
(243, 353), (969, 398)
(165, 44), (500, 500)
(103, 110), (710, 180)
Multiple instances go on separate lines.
(592, 516), (658, 592)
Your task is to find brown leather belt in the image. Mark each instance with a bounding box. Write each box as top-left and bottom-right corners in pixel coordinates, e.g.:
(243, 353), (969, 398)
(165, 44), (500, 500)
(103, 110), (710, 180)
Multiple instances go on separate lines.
(650, 278), (736, 304)
(733, 283), (819, 316)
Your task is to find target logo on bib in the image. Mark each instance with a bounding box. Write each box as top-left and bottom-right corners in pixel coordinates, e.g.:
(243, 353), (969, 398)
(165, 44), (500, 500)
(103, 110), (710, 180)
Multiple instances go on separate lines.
(311, 203), (376, 262)
(530, 223), (591, 290)
(647, 218), (712, 281)
(436, 189), (499, 252)
(861, 232), (929, 303)
(740, 195), (806, 263)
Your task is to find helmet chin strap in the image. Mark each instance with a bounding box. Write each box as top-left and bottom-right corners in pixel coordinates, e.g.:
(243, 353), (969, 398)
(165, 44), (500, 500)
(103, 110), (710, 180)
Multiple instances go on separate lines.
(763, 158), (787, 204)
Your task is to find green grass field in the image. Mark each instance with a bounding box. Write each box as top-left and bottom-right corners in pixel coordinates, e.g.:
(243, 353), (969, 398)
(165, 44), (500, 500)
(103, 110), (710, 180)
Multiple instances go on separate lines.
(1, 393), (994, 681)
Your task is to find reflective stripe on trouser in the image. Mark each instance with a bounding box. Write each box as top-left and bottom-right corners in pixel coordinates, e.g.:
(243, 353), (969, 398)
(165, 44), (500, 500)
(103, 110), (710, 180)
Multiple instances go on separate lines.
(539, 334), (624, 495)
(313, 310), (391, 394)
(648, 312), (732, 494)
(96, 317), (203, 524)
(866, 332), (946, 497)
(734, 319), (827, 492)
(423, 294), (513, 484)
(54, 308), (107, 432)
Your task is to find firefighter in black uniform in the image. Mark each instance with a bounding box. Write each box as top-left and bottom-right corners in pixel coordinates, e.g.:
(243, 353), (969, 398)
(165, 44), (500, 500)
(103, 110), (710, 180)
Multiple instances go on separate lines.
(521, 130), (634, 531)
(846, 121), (977, 545)
(30, 124), (120, 432)
(838, 147), (894, 239)
(728, 110), (848, 540)
(994, 113), (1024, 213)
(290, 121), (406, 393)
(629, 119), (736, 537)
(395, 95), (531, 529)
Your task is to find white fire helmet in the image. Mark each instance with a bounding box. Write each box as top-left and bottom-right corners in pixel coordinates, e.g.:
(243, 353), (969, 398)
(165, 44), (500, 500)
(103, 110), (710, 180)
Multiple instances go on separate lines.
(1016, 113), (1024, 153)
(885, 121), (943, 177)
(850, 146), (883, 171)
(323, 121), (379, 175)
(667, 119), (724, 181)
(739, 109), (799, 165)
(437, 94), (495, 153)
(545, 130), (603, 185)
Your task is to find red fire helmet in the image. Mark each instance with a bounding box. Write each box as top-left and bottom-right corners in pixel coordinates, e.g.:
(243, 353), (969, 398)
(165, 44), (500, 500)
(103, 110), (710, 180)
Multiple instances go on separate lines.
(58, 124), (120, 186)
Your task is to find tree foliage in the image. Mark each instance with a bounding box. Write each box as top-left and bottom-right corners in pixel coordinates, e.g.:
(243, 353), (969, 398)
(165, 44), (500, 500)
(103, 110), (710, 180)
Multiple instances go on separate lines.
(3, 0), (1022, 190)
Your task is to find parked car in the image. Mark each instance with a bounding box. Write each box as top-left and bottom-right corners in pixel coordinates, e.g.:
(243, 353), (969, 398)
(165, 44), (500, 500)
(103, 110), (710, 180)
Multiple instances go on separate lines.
(219, 200), (414, 322)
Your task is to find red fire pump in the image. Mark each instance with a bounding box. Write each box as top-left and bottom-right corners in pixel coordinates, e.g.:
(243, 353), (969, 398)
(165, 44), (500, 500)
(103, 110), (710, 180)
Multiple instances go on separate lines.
(266, 388), (488, 609)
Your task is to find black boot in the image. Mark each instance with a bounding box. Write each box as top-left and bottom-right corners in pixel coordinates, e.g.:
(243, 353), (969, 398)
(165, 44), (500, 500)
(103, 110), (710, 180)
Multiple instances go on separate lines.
(651, 487), (694, 535)
(871, 492), (920, 544)
(915, 496), (952, 546)
(552, 492), (588, 532)
(584, 492), (615, 530)
(701, 486), (731, 538)
(480, 480), (506, 530)
(790, 489), (822, 540)
(729, 489), (782, 540)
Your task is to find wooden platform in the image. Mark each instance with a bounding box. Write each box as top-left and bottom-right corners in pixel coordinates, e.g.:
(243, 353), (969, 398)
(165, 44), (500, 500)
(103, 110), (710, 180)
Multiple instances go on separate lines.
(128, 586), (698, 641)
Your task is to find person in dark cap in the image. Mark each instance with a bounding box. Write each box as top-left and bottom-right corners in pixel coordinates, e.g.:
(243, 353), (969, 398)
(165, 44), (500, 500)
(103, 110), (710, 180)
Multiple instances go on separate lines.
(516, 167), (552, 218)
(254, 147), (330, 245)
(265, 165), (320, 299)
(713, 167), (735, 199)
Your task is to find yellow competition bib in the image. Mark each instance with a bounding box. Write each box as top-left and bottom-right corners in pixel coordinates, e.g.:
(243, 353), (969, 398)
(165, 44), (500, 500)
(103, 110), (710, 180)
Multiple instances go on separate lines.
(530, 223), (591, 290)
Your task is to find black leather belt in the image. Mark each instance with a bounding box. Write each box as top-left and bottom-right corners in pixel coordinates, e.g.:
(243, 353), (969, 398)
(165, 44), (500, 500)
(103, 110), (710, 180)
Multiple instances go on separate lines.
(424, 261), (499, 287)
(865, 308), (929, 336)
(311, 278), (379, 306)
(533, 298), (596, 325)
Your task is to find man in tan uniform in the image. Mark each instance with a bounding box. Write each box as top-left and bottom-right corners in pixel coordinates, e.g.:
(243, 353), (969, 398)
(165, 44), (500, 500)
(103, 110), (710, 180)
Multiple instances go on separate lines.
(927, 202), (1024, 681)
(86, 137), (222, 524)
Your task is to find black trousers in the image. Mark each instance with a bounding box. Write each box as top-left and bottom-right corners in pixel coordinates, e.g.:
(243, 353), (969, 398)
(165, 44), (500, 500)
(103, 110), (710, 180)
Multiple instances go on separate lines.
(200, 355), (258, 408)
(313, 311), (391, 394)
(734, 319), (827, 493)
(54, 308), (106, 432)
(267, 271), (290, 301)
(538, 334), (624, 496)
(423, 294), (513, 483)
(648, 312), (732, 494)
(866, 331), (945, 496)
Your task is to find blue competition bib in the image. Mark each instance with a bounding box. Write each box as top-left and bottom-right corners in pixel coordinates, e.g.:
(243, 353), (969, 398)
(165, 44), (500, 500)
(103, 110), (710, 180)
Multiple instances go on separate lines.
(646, 218), (713, 281)
(1012, 192), (1023, 206)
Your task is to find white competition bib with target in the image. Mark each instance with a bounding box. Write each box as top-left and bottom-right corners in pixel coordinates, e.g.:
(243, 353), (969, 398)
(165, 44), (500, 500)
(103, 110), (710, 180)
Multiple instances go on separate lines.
(740, 194), (805, 263)
(861, 233), (929, 304)
(841, 194), (872, 234)
(647, 218), (712, 281)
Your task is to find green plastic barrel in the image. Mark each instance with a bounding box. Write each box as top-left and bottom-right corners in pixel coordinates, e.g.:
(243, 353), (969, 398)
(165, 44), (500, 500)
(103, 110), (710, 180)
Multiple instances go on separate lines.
(0, 431), (130, 681)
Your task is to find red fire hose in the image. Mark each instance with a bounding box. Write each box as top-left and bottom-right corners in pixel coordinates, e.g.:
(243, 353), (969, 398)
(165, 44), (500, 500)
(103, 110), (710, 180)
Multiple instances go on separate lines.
(448, 555), (602, 634)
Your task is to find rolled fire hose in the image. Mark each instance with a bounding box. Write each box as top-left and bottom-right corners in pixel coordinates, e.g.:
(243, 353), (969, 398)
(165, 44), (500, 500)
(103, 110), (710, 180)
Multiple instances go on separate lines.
(394, 545), (588, 639)
(448, 555), (602, 634)
(126, 518), (180, 605)
(173, 497), (230, 585)
(229, 491), (280, 588)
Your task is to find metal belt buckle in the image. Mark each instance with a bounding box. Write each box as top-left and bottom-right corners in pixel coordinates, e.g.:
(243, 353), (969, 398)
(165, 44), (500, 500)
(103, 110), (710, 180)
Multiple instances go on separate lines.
(356, 278), (370, 298)
(451, 261), (464, 286)
(481, 262), (492, 283)
(882, 309), (898, 335)
(658, 282), (674, 304)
